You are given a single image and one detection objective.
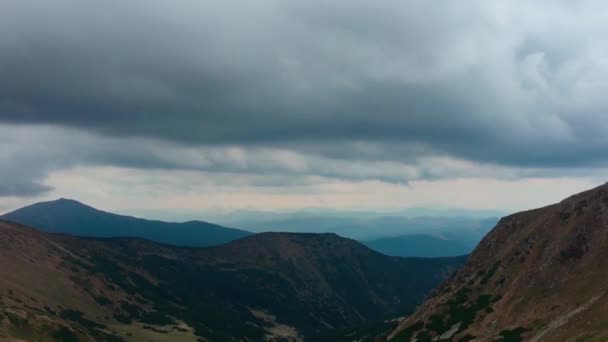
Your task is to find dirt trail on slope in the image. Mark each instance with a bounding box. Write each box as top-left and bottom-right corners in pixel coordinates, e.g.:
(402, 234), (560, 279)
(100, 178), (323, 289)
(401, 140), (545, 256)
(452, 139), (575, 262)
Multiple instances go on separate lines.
(530, 293), (603, 342)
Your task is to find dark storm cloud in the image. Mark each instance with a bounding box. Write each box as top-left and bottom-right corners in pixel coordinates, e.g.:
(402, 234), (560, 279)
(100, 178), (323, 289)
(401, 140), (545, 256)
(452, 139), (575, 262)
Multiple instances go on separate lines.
(0, 182), (51, 197)
(1, 0), (608, 180)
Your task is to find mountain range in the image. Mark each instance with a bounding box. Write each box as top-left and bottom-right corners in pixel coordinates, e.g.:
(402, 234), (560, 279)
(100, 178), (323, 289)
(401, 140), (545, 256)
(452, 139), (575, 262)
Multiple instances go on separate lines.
(8, 183), (608, 341)
(1, 199), (494, 257)
(212, 211), (498, 244)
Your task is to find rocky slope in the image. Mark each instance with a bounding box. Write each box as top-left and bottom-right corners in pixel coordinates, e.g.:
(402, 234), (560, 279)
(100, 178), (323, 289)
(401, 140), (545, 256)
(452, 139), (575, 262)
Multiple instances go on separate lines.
(384, 183), (608, 341)
(0, 221), (464, 341)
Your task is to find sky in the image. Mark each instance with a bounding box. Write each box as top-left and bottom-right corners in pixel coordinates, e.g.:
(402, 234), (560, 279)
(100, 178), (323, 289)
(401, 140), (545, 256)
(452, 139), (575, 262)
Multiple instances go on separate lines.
(1, 1), (607, 218)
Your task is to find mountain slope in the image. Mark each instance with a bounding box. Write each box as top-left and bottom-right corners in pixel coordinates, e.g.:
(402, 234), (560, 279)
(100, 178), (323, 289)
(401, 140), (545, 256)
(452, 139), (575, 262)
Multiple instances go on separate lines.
(1, 198), (251, 247)
(384, 183), (608, 341)
(0, 221), (465, 342)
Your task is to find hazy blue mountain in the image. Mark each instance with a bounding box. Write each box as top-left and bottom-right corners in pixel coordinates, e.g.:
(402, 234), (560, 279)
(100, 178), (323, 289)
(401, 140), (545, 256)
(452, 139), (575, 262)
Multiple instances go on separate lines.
(1, 198), (252, 246)
(362, 234), (476, 258)
(360, 217), (498, 257)
(210, 210), (499, 242)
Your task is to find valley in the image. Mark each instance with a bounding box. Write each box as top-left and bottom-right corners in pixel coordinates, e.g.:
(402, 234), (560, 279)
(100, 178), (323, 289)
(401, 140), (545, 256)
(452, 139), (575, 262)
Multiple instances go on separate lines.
(0, 220), (464, 341)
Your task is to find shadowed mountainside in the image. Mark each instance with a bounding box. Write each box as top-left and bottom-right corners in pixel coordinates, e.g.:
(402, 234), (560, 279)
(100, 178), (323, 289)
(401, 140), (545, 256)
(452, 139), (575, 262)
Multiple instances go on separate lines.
(0, 221), (465, 341)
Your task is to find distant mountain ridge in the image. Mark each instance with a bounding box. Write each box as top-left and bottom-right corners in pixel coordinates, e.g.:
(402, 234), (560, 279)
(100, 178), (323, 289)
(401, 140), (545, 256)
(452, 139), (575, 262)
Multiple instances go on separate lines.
(1, 198), (252, 247)
(215, 213), (499, 241)
(363, 234), (477, 258)
(0, 220), (466, 341)
(1, 199), (496, 257)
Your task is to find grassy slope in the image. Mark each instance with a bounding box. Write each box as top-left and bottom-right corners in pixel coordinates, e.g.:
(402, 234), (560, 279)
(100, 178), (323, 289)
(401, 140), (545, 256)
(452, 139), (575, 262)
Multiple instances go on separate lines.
(386, 183), (608, 342)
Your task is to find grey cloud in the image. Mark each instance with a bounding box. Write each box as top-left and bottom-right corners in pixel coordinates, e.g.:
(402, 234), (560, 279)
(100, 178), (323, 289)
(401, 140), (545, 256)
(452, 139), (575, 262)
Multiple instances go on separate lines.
(0, 182), (51, 197)
(0, 124), (531, 199)
(0, 159), (53, 197)
(2, 123), (608, 200)
(1, 0), (608, 179)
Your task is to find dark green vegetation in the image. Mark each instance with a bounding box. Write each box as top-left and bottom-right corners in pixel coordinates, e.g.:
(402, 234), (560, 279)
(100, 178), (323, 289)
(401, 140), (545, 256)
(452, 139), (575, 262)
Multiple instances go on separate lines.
(499, 327), (528, 342)
(479, 261), (500, 285)
(1, 198), (251, 246)
(392, 322), (424, 342)
(0, 221), (466, 341)
(52, 327), (80, 342)
(393, 262), (503, 341)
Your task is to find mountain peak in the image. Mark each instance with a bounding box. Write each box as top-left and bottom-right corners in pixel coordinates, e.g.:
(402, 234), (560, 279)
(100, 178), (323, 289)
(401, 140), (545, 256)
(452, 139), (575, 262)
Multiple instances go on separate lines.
(1, 198), (252, 247)
(55, 197), (83, 204)
(22, 197), (95, 211)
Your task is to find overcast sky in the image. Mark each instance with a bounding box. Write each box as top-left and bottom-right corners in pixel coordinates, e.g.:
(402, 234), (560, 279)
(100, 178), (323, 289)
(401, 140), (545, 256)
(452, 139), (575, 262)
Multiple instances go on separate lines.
(1, 1), (607, 217)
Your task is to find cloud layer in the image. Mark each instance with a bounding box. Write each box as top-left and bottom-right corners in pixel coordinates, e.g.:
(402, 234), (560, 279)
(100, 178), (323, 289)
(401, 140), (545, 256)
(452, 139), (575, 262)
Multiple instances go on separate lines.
(1, 1), (608, 206)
